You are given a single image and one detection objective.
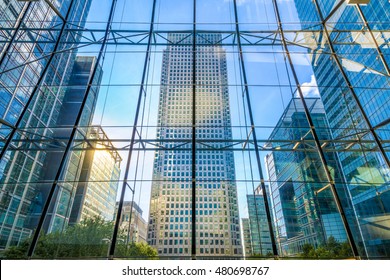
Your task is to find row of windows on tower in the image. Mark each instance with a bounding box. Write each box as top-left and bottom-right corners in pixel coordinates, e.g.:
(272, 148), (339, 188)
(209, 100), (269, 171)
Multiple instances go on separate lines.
(161, 171), (228, 177)
(158, 247), (231, 255)
(153, 209), (230, 216)
(163, 203), (226, 209)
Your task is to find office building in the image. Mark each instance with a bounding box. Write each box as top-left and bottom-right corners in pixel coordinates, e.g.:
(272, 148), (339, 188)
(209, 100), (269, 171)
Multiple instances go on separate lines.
(242, 218), (252, 257)
(0, 1), (92, 248)
(265, 98), (349, 256)
(26, 56), (103, 233)
(147, 33), (242, 257)
(115, 201), (148, 244)
(69, 126), (121, 225)
(293, 0), (390, 258)
(246, 186), (274, 256)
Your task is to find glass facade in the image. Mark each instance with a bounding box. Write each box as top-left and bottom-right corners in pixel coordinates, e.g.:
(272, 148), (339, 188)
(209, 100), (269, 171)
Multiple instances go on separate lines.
(0, 0), (93, 249)
(0, 0), (389, 260)
(265, 98), (348, 256)
(69, 126), (121, 225)
(147, 33), (241, 258)
(293, 0), (390, 258)
(241, 218), (252, 257)
(246, 186), (273, 256)
(115, 201), (148, 244)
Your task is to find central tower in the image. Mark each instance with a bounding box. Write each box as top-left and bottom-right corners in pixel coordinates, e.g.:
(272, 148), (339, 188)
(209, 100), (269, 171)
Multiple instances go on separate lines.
(147, 33), (241, 258)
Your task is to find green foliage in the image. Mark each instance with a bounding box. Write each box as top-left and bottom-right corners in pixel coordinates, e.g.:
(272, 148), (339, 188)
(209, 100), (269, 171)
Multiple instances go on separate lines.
(299, 236), (354, 259)
(246, 251), (275, 259)
(2, 216), (158, 259)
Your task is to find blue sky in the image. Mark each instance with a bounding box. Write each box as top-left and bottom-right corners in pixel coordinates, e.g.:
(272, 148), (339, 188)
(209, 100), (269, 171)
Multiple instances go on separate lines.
(76, 0), (317, 220)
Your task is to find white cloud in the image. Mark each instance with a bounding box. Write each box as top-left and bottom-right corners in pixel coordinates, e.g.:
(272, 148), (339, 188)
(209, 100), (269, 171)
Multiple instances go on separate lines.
(300, 74), (320, 97)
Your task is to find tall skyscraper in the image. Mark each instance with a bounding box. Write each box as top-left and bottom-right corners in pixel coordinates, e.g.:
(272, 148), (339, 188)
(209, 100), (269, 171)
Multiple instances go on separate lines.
(265, 98), (349, 256)
(147, 33), (241, 257)
(246, 186), (274, 256)
(293, 0), (390, 258)
(27, 56), (103, 233)
(242, 218), (252, 257)
(0, 1), (92, 249)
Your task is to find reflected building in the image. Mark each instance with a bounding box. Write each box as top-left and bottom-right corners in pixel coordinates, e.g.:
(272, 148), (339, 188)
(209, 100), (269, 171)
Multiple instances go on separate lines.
(294, 0), (390, 258)
(265, 98), (349, 256)
(115, 201), (147, 243)
(147, 33), (242, 257)
(69, 126), (121, 225)
(242, 218), (252, 257)
(27, 56), (103, 233)
(0, 0), (92, 249)
(246, 186), (274, 256)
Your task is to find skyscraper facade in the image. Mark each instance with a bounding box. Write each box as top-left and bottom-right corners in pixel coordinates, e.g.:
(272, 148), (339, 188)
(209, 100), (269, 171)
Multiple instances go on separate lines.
(246, 186), (273, 256)
(29, 56), (103, 233)
(265, 98), (349, 256)
(0, 0), (92, 249)
(69, 126), (121, 225)
(147, 33), (242, 257)
(293, 0), (390, 258)
(242, 218), (252, 257)
(115, 201), (148, 243)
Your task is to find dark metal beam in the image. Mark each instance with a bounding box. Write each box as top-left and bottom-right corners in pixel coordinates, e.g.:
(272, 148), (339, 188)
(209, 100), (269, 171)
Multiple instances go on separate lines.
(323, 0), (346, 24)
(1, 27), (379, 47)
(26, 0), (118, 258)
(355, 4), (390, 76)
(108, 0), (157, 259)
(0, 1), (68, 164)
(274, 0), (360, 258)
(0, 2), (31, 69)
(233, 0), (279, 257)
(43, 0), (66, 22)
(191, 0), (197, 260)
(312, 0), (390, 172)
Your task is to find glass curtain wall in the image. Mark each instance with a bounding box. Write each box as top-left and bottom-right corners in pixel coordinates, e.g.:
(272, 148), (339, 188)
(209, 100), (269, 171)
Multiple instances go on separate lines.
(0, 0), (389, 260)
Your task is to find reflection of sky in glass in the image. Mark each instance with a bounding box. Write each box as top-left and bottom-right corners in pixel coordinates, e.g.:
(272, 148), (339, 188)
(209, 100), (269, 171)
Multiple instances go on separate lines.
(78, 0), (318, 220)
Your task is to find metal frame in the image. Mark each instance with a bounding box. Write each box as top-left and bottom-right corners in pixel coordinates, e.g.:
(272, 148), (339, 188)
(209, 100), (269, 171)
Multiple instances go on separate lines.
(312, 0), (390, 171)
(233, 0), (278, 257)
(0, 0), (70, 163)
(354, 5), (390, 75)
(26, 0), (118, 258)
(191, 0), (197, 260)
(109, 0), (157, 259)
(2, 28), (387, 46)
(272, 0), (360, 258)
(0, 0), (388, 260)
(0, 2), (31, 68)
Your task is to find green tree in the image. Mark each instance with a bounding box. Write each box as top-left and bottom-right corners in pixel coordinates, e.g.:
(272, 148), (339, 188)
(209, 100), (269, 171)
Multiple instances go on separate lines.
(301, 243), (315, 258)
(299, 236), (353, 259)
(2, 216), (157, 259)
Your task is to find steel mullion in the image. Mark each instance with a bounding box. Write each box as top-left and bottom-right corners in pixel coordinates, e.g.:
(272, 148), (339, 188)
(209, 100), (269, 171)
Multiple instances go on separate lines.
(323, 0), (346, 24)
(233, 0), (278, 257)
(26, 0), (117, 258)
(0, 2), (31, 69)
(0, 1), (71, 163)
(2, 28), (384, 46)
(373, 117), (390, 131)
(354, 4), (390, 76)
(43, 0), (66, 23)
(191, 0), (197, 260)
(0, 34), (108, 76)
(272, 0), (360, 259)
(109, 0), (157, 259)
(312, 0), (390, 173)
